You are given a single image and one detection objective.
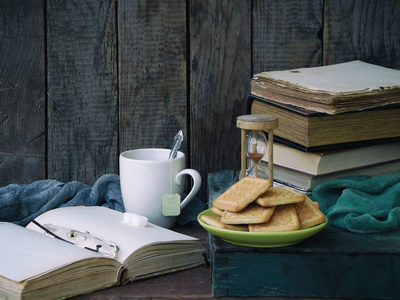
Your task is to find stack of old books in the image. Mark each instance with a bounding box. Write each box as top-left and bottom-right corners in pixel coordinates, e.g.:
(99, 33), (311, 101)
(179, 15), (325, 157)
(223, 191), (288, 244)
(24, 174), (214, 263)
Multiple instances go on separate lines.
(249, 60), (400, 193)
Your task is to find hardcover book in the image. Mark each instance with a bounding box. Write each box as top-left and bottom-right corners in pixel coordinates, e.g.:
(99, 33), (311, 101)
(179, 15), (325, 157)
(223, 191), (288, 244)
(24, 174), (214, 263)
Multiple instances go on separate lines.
(249, 95), (400, 150)
(262, 142), (400, 176)
(261, 160), (400, 192)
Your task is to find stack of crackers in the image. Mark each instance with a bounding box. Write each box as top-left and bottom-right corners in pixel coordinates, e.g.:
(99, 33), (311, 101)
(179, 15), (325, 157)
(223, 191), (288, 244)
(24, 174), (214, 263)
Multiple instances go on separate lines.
(201, 177), (326, 232)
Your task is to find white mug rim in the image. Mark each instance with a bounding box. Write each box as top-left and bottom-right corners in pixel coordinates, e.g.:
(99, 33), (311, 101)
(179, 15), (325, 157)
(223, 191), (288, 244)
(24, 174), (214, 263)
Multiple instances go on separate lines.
(120, 148), (184, 162)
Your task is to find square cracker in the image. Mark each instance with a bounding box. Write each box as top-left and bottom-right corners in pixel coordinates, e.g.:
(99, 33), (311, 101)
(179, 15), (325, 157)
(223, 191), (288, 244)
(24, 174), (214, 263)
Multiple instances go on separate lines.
(200, 214), (248, 231)
(294, 196), (326, 229)
(249, 204), (300, 232)
(221, 203), (276, 224)
(211, 206), (224, 216)
(213, 177), (272, 212)
(255, 186), (305, 207)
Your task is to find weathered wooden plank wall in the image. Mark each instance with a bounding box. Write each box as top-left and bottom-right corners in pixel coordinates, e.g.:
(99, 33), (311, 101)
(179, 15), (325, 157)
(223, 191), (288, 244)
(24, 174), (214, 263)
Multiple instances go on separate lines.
(119, 0), (188, 153)
(1, 0), (399, 201)
(0, 0), (46, 184)
(189, 0), (251, 195)
(323, 0), (400, 68)
(47, 0), (118, 183)
(253, 0), (323, 73)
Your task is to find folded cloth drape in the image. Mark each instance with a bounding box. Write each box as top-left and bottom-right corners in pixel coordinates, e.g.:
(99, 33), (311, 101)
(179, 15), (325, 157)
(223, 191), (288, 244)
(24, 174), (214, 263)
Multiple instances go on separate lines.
(0, 174), (124, 226)
(0, 174), (204, 227)
(312, 173), (400, 233)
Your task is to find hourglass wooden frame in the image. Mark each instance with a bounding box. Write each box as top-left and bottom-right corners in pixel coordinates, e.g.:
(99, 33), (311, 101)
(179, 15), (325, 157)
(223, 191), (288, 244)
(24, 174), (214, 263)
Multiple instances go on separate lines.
(237, 114), (279, 180)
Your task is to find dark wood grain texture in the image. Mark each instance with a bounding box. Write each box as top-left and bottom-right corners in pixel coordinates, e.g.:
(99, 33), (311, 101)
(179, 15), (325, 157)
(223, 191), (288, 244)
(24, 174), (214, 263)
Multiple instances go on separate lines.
(118, 0), (188, 154)
(252, 0), (323, 73)
(0, 0), (46, 186)
(47, 0), (118, 185)
(323, 0), (400, 68)
(189, 0), (251, 199)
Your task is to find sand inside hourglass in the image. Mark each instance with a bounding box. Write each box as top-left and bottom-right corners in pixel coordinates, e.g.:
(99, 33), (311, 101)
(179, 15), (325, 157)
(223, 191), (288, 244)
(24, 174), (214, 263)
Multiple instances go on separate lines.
(248, 152), (264, 163)
(246, 130), (268, 179)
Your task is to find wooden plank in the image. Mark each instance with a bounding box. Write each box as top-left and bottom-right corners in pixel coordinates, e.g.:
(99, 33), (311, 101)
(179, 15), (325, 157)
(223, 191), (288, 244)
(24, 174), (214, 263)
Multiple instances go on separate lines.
(0, 0), (45, 186)
(47, 0), (118, 185)
(189, 0), (251, 199)
(118, 0), (188, 154)
(211, 250), (400, 298)
(323, 0), (400, 68)
(252, 0), (323, 73)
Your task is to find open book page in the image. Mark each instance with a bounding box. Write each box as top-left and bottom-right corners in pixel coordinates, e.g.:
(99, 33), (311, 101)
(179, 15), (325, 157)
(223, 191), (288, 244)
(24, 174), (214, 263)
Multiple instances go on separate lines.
(26, 206), (199, 264)
(0, 222), (104, 282)
(255, 60), (400, 94)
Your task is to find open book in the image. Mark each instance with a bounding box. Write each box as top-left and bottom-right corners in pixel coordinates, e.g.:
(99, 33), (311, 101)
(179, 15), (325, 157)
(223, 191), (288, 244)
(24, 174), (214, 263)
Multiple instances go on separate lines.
(0, 206), (205, 300)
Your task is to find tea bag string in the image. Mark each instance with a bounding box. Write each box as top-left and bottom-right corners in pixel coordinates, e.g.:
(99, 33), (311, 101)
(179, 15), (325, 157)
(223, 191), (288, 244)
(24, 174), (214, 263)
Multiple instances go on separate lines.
(170, 158), (173, 194)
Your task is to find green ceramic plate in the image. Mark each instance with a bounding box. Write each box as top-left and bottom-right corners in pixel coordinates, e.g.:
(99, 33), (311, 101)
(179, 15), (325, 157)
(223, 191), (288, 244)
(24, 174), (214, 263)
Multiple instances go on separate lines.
(198, 209), (327, 247)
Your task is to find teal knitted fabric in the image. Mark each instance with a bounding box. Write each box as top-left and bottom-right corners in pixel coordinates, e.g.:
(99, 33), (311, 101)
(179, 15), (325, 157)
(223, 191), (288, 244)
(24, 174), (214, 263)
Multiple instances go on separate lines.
(312, 174), (400, 233)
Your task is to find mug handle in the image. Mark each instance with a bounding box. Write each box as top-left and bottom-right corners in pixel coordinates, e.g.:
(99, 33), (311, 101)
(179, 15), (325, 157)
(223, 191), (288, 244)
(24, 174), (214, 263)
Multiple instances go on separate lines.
(175, 169), (202, 209)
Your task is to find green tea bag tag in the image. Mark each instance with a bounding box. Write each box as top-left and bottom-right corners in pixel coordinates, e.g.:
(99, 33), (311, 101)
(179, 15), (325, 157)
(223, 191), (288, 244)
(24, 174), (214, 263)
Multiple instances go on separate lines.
(162, 194), (181, 216)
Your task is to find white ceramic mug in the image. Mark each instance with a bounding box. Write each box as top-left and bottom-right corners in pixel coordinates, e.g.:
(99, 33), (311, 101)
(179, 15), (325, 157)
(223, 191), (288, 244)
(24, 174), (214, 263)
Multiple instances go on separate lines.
(119, 148), (201, 228)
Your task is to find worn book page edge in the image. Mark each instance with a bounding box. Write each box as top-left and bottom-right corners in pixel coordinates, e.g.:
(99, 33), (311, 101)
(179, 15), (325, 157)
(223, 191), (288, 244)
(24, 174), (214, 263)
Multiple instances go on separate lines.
(254, 60), (400, 94)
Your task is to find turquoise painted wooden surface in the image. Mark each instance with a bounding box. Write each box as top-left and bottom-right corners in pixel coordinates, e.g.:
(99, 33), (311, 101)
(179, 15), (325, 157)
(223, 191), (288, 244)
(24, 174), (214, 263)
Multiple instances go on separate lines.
(207, 171), (400, 298)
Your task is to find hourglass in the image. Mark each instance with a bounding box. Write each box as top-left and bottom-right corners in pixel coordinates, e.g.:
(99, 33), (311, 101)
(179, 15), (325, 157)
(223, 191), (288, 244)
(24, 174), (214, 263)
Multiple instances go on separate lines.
(237, 114), (278, 180)
(246, 130), (268, 178)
